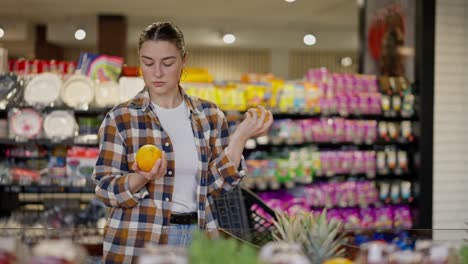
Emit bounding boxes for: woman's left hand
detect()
[232,106,273,143]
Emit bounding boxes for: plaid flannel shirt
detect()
[92,87,247,263]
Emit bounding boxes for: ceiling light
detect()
[303,34,316,46]
[0,28,4,39]
[74,29,86,40]
[341,57,353,67]
[285,0,296,2]
[223,33,236,44]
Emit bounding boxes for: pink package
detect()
[330,152,342,175]
[375,206,394,230]
[344,120,355,143]
[364,121,378,144]
[337,94,350,117]
[364,151,377,178]
[352,151,365,175]
[342,208,361,230]
[323,183,338,208]
[311,119,324,142]
[368,76,380,93]
[393,205,412,229]
[326,209,344,224]
[350,93,361,115]
[341,151,353,175]
[370,93,383,115]
[286,197,309,216]
[321,152,333,176]
[360,208,376,230]
[333,118,346,143]
[305,185,325,207]
[354,121,366,144]
[299,119,314,143]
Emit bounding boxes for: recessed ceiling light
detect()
[74,29,86,40]
[0,28,4,39]
[303,34,317,46]
[341,57,353,67]
[285,0,296,2]
[223,33,236,44]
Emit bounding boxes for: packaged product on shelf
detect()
[94,80,120,108]
[396,151,409,175]
[60,74,95,109]
[377,151,389,175]
[402,94,416,118]
[382,95,392,115]
[43,110,78,141]
[245,84,268,108]
[360,208,376,230]
[379,182,391,202]
[8,108,43,140]
[390,182,401,203]
[400,181,412,202]
[118,76,145,103]
[375,206,394,230]
[23,72,63,108]
[364,151,377,178]
[46,146,67,185]
[392,95,402,116]
[77,52,123,83]
[304,81,321,114]
[393,205,412,229]
[342,208,361,229]
[66,147,99,186]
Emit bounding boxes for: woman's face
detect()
[139,40,186,96]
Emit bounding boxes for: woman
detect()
[92,21,273,263]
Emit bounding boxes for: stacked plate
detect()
[119,77,145,103]
[9,108,43,139]
[43,110,77,140]
[95,81,120,107]
[61,75,95,109]
[24,73,62,107]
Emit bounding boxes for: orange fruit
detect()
[256,107,269,123]
[323,258,354,264]
[135,144,162,172]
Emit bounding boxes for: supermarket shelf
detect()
[0,184,95,194]
[245,173,418,192]
[0,106,112,115]
[249,140,418,151]
[1,107,418,121]
[269,112,419,121]
[0,138,98,147]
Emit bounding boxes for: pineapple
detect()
[272,210,347,264]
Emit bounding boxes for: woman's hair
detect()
[138,22,186,57]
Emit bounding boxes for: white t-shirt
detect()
[152,100,198,213]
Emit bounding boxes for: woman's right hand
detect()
[131,151,167,181]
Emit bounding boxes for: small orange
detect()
[135,144,162,172]
[256,107,269,123]
[323,258,354,264]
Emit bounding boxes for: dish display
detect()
[24,73,62,106]
[95,81,119,107]
[61,74,95,108]
[9,108,43,139]
[43,110,77,140]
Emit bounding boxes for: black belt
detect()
[170,212,198,225]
